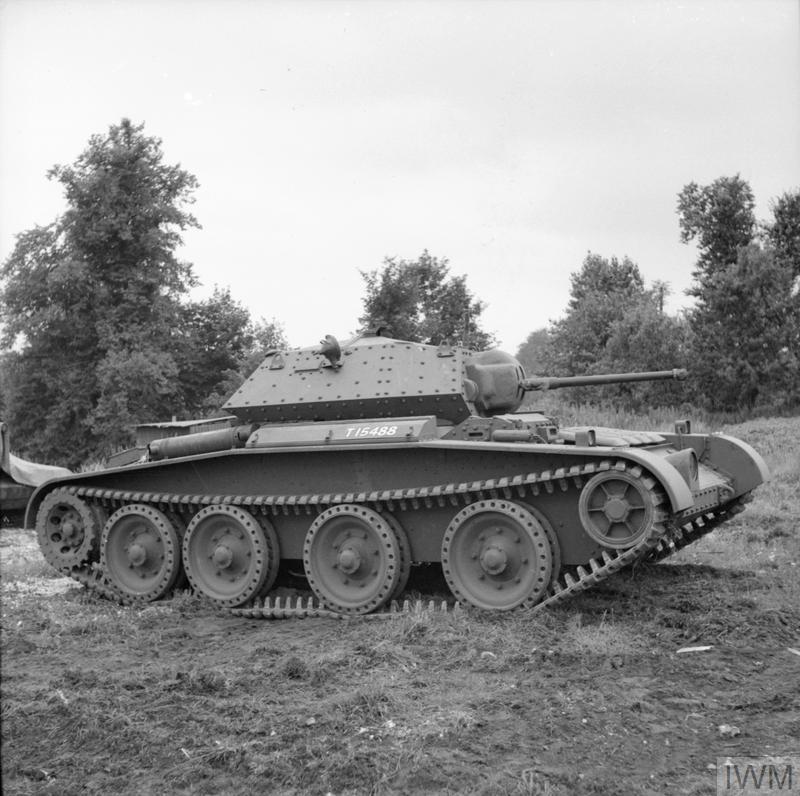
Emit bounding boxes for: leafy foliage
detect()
[0,120,201,465]
[679,179,799,412]
[182,295,288,415]
[765,190,800,276]
[687,244,799,411]
[359,251,495,349]
[677,175,756,294]
[598,299,693,409]
[91,347,183,452]
[531,253,691,409]
[515,328,550,376]
[543,253,647,375]
[176,287,257,413]
[0,120,282,467]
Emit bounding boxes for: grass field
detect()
[2,415,799,795]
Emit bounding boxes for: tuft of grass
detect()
[333,684,397,723]
[172,668,233,695]
[76,459,107,473]
[280,655,309,680]
[560,612,647,658]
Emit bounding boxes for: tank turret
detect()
[223,331,687,425]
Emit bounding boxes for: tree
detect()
[687,245,799,410]
[678,178,800,412]
[0,351,9,416]
[539,253,690,408]
[516,328,551,376]
[186,304,289,415]
[544,253,647,375]
[359,251,495,349]
[0,119,200,466]
[677,175,756,293]
[599,301,693,409]
[176,287,256,413]
[765,190,800,276]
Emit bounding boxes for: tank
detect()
[25,331,769,617]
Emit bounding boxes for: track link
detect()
[530,494,749,614]
[68,563,125,603]
[231,596,460,621]
[42,460,746,618]
[644,493,751,564]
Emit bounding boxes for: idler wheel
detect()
[182,505,276,607]
[441,499,553,611]
[578,468,661,549]
[303,505,400,615]
[36,489,102,572]
[101,504,182,602]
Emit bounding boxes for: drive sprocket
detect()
[36,488,102,572]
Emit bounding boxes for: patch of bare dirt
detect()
[2,518,799,796]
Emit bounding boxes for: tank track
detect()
[68,562,126,603]
[45,459,748,619]
[644,491,751,564]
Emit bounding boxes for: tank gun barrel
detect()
[521,369,688,392]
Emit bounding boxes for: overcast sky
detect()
[1,0,798,351]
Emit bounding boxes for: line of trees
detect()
[1,120,797,467]
[518,177,799,413]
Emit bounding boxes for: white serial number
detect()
[344,424,400,439]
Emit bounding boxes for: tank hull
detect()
[27,422,767,614]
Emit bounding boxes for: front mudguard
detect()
[661,433,769,498]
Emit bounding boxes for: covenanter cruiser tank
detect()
[26,331,769,618]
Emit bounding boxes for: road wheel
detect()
[101,504,182,602]
[441,499,553,611]
[303,504,400,615]
[183,505,272,607]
